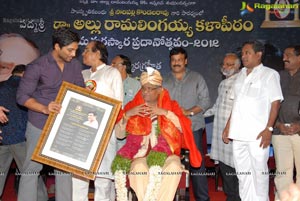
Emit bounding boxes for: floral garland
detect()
[143,150,167,201]
[143,165,162,201]
[114,170,128,201]
[112,151,167,201]
[112,123,170,201]
[112,155,131,201]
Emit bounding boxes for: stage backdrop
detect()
[1,0,300,102]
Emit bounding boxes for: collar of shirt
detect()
[172,68,190,82]
[90,63,106,73]
[47,51,57,64]
[242,63,263,75]
[289,68,300,78]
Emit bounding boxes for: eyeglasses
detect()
[220,62,235,67]
[141,86,160,92]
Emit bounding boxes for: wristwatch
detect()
[267,127,273,132]
[190,111,194,116]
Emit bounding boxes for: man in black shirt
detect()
[273,45,300,200]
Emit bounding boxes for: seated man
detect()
[112,67,201,201]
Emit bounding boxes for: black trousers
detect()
[190,128,210,201]
[219,161,241,201]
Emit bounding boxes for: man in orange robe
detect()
[112,67,201,201]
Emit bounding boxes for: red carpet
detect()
[2,170,275,201]
[192,175,275,201]
[2,171,17,201]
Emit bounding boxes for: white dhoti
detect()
[233,140,270,201]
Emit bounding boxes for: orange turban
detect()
[140,67,163,86]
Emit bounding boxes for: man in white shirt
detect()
[72,40,123,201]
[223,40,283,201]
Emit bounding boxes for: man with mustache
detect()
[223,40,283,201]
[272,45,300,200]
[207,53,241,201]
[163,47,211,201]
